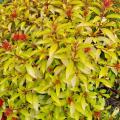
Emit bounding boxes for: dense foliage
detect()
[0,0,120,120]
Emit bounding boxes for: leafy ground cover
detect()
[0,0,120,120]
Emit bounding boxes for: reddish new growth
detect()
[12,117,17,120]
[12,34,19,41]
[103,0,112,8]
[47,67,53,73]
[2,40,12,51]
[44,2,49,10]
[11,10,17,19]
[54,80,60,85]
[0,98,4,107]
[67,97,73,105]
[12,33,27,41]
[94,111,101,119]
[66,7,72,18]
[114,63,120,70]
[5,108,13,116]
[1,113,7,120]
[84,10,88,16]
[19,34,27,41]
[84,47,91,53]
[52,23,57,34]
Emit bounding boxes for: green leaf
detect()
[32,94,39,111]
[46,57,54,68]
[107,14,120,19]
[20,109,30,120]
[81,95,88,110]
[49,90,61,106]
[70,1,84,6]
[66,61,74,80]
[56,84,60,97]
[26,93,39,111]
[54,65,64,75]
[89,7,100,15]
[40,60,47,74]
[70,103,75,117]
[102,28,117,43]
[25,63,37,79]
[33,82,52,94]
[49,43,58,57]
[99,79,113,88]
[99,67,108,78]
[34,29,51,37]
[112,107,119,117]
[26,93,33,104]
[3,57,14,75]
[75,103,84,115]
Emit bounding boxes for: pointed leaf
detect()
[26,64,37,79]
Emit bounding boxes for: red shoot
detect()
[12,117,17,120]
[1,113,7,120]
[66,7,72,18]
[84,47,91,53]
[2,40,12,51]
[12,34,19,41]
[103,0,112,8]
[94,111,101,118]
[114,63,120,70]
[19,34,27,41]
[5,108,13,116]
[67,97,73,105]
[0,99,4,107]
[11,10,17,19]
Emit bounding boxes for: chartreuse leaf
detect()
[112,107,119,117]
[20,109,30,120]
[85,107,92,120]
[99,67,108,78]
[77,22,93,27]
[32,94,39,112]
[26,93,33,104]
[90,16,101,23]
[54,65,64,75]
[25,63,37,79]
[33,81,52,94]
[8,93,20,106]
[107,14,120,19]
[77,93,88,111]
[53,107,66,120]
[70,1,84,6]
[25,74,33,82]
[47,57,54,68]
[3,57,14,75]
[40,60,47,74]
[75,103,84,115]
[99,79,113,88]
[26,93,39,111]
[78,73,88,91]
[89,7,100,15]
[66,60,74,80]
[102,28,117,43]
[34,29,51,37]
[51,1,63,5]
[49,89,61,106]
[56,84,60,97]
[78,50,94,70]
[0,0,119,119]
[81,95,88,110]
[70,103,75,118]
[49,43,58,57]
[12,76,18,85]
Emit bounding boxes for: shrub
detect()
[0,0,120,120]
